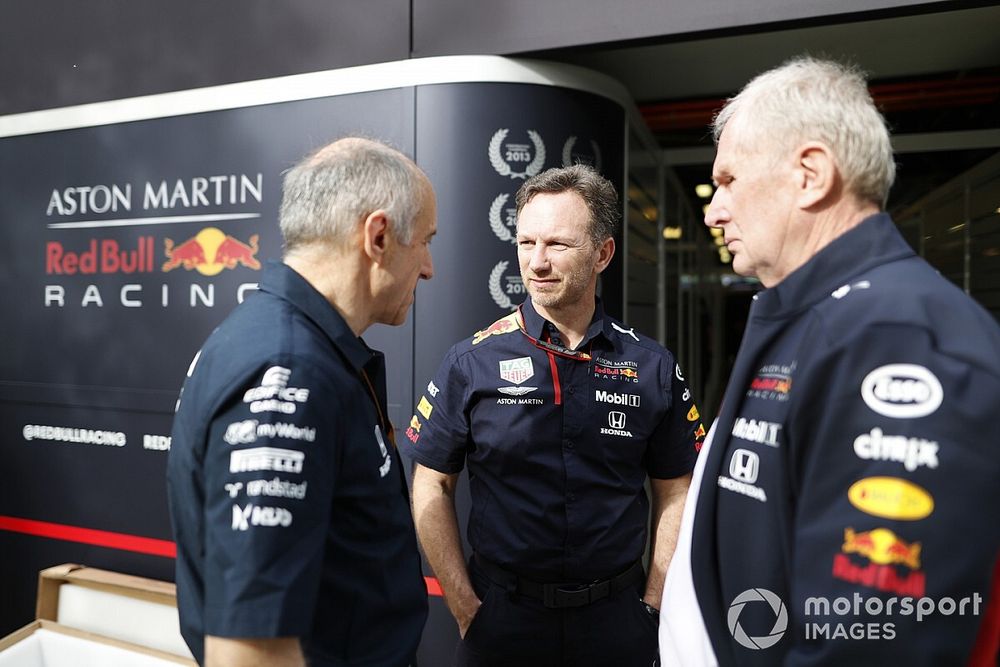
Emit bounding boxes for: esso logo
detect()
[861,364,943,418]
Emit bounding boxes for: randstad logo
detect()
[163,227,261,275]
[728,588,788,650]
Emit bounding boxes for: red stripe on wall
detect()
[0,514,447,597]
[0,515,176,558]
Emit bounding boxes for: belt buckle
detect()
[542,579,611,608]
[543,583,587,608]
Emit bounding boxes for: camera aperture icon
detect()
[728,588,788,650]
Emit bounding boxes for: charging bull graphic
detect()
[163,227,261,275]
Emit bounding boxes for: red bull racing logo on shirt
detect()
[593,358,639,383]
[746,362,795,402]
[833,527,925,596]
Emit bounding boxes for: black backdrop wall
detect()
[0,58,626,664]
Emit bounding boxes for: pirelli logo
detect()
[595,390,640,407]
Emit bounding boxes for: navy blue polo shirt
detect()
[399,297,701,582]
[167,261,427,667]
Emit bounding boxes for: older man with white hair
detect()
[660,57,1000,666]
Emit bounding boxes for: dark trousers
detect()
[455,559,659,667]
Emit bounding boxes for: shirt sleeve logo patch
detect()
[417,396,434,419]
[232,504,293,531]
[229,447,304,474]
[472,312,519,345]
[499,357,534,385]
[243,365,311,414]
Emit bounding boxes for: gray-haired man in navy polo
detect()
[168,137,436,666]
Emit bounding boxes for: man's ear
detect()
[794,141,837,209]
[363,210,391,264]
[595,237,615,274]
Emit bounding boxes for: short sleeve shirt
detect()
[399,297,702,581]
[167,261,427,666]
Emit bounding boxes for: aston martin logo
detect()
[489,129,546,179]
[498,386,538,396]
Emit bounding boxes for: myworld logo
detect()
[728,588,788,649]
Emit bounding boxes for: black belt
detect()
[474,554,644,609]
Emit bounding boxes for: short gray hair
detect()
[279,137,425,252]
[713,56,896,207]
[515,164,620,246]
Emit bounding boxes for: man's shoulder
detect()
[811,255,1000,366]
[601,315,677,363]
[443,312,523,358]
[193,293,347,390]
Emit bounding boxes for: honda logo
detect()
[729,449,759,484]
[608,411,627,429]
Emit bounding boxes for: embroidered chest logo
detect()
[499,357,534,385]
[600,411,634,438]
[717,448,767,503]
[746,361,796,402]
[593,357,639,383]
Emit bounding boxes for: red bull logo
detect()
[46,237,156,275]
[750,377,792,393]
[472,313,519,345]
[621,368,639,379]
[409,415,422,433]
[842,527,921,569]
[833,527,925,596]
[163,227,260,275]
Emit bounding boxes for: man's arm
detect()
[411,463,481,638]
[643,474,692,609]
[205,636,304,667]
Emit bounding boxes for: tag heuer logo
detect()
[499,357,534,385]
[489,129,546,179]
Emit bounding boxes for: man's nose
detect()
[421,247,434,280]
[704,191,728,228]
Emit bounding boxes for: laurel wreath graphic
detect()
[488,128,547,179]
[488,129,512,177]
[561,136,576,167]
[489,260,514,310]
[489,193,515,244]
[525,130,546,178]
[561,136,602,171]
